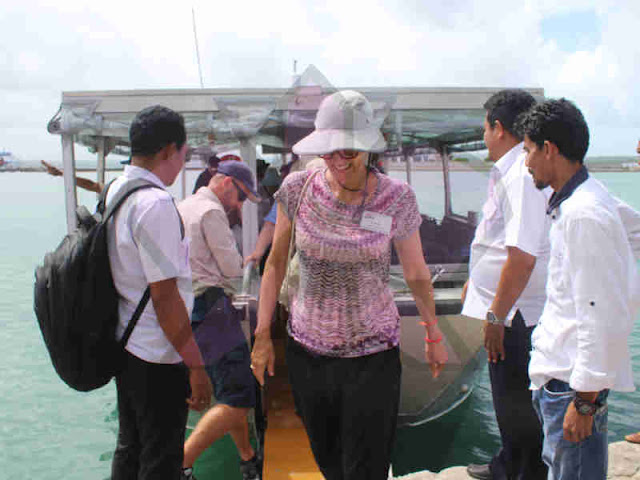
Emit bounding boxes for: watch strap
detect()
[486,310,506,325]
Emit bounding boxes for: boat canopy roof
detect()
[47,79,544,156]
[47,66,543,237]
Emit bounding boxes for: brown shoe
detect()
[625,432,640,444]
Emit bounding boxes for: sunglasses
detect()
[320,150,361,160]
[231,179,248,202]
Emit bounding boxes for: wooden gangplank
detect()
[262,339,323,480]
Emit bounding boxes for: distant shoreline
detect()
[386,162,640,173]
[3,162,640,174]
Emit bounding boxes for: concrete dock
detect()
[395,441,640,479]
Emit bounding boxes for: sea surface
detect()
[1,169,639,478]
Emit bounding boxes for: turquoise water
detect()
[1,170,639,478]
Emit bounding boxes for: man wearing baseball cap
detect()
[178,160,261,480]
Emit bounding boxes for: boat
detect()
[0,150,18,169]
[46,66,544,477]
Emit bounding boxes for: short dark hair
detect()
[256,158,268,181]
[129,105,186,156]
[207,154,221,168]
[484,89,537,140]
[519,98,589,164]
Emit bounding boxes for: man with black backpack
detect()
[107,106,212,479]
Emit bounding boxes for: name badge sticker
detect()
[360,211,393,235]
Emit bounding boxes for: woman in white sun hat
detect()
[250,90,448,479]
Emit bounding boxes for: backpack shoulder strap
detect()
[120,287,151,348]
[96,178,118,215]
[102,179,160,222]
[102,179,185,239]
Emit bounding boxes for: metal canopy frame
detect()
[48,84,544,257]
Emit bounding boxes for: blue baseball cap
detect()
[217,160,261,203]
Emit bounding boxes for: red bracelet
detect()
[424,335,443,344]
[419,318,438,327]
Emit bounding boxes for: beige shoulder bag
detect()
[278,170,318,310]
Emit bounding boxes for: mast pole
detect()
[192,7,204,89]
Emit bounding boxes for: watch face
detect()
[575,398,597,415]
[486,311,503,325]
[577,404,593,415]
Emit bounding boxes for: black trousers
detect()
[488,311,547,480]
[286,337,401,480]
[111,351,189,480]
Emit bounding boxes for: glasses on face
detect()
[231,180,247,202]
[320,150,361,160]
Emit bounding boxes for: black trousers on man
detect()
[111,351,189,480]
[488,311,547,480]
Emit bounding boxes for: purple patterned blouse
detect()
[274,169,422,357]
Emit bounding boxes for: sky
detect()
[1,0,639,162]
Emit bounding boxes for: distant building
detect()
[383,146,442,165]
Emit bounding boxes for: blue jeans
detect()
[532,380,609,480]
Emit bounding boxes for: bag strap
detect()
[282,170,319,296]
[101,179,159,222]
[102,178,184,347]
[119,287,150,348]
[96,178,117,215]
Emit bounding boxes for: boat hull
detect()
[398,313,484,426]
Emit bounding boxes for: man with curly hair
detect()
[523,99,639,479]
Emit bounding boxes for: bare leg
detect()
[229,418,255,461]
[183,404,250,467]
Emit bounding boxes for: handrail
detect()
[431,265,445,283]
[241,260,255,293]
[232,260,259,308]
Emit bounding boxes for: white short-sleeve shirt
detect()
[106,165,194,364]
[462,143,552,327]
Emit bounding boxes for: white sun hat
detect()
[292,90,387,155]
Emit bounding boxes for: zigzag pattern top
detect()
[274,168,422,357]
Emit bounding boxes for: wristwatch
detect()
[486,310,505,325]
[573,396,598,416]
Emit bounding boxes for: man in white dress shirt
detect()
[523,99,639,479]
[463,90,549,480]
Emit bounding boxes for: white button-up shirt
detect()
[529,176,640,392]
[107,166,193,364]
[462,143,552,327]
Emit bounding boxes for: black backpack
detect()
[34,179,159,392]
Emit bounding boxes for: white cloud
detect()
[557,48,603,84]
[1,0,639,161]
